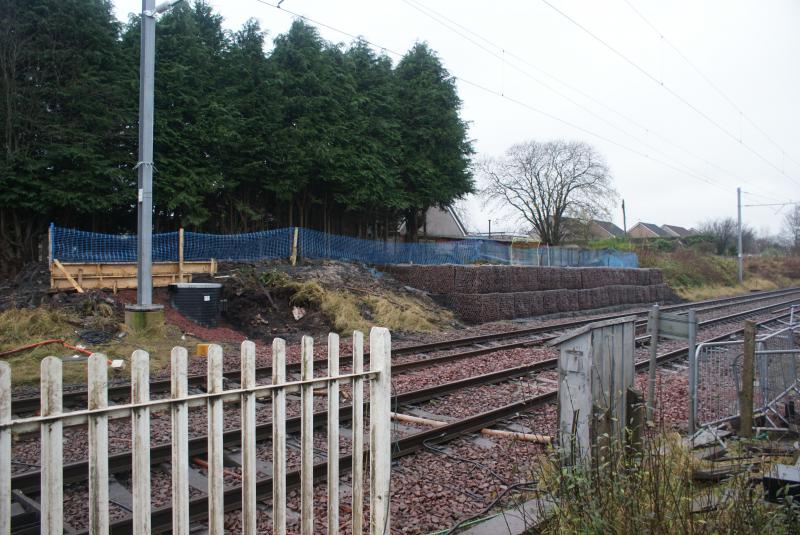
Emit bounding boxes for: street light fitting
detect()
[144,0,182,17]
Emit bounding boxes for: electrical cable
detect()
[400,0,754,194]
[539,0,800,188]
[404,1,758,188]
[621,0,800,173]
[250,0,786,196]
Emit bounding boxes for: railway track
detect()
[8,295,798,533]
[10,285,800,415]
[65,311,797,534]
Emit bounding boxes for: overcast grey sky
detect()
[114,0,800,236]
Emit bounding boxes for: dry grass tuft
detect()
[319,290,450,334]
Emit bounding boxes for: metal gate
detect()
[691,322,800,432]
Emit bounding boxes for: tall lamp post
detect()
[125,0,182,329]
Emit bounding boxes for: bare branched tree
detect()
[783,205,800,252]
[479,140,617,245]
[698,217,757,255]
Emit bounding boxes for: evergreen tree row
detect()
[0,0,474,272]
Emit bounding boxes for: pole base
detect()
[124,304,165,332]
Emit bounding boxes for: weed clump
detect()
[537,434,800,534]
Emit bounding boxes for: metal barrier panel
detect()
[754,327,798,408]
[694,341,744,428]
[692,324,800,430]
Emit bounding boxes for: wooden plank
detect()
[272,338,288,535]
[240,340,257,535]
[369,327,392,535]
[300,336,314,535]
[207,345,224,535]
[0,362,10,535]
[131,350,151,534]
[50,261,215,290]
[40,356,63,534]
[351,331,365,535]
[171,347,190,535]
[327,333,340,535]
[88,354,110,534]
[53,258,84,293]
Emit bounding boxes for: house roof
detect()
[633,222,673,237]
[661,224,693,237]
[593,220,626,238]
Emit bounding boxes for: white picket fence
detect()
[0,327,392,535]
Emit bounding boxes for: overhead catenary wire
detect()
[539,0,800,189]
[400,0,734,192]
[621,0,800,173]
[399,0,772,196]
[250,0,732,193]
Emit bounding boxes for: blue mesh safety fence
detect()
[50,225,638,267]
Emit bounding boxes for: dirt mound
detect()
[215,260,456,340]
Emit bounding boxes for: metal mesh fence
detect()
[50,225,639,267]
[692,323,800,430]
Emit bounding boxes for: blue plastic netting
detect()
[50,225,638,267]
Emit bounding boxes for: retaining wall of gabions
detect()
[381,265,668,323]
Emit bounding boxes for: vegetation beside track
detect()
[637,248,800,300]
[536,433,800,534]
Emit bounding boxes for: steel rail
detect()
[10,286,800,414]
[9,300,794,495]
[64,311,792,535]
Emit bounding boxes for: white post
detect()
[171,347,190,535]
[207,345,224,535]
[300,336,314,535]
[327,333,340,535]
[131,350,151,534]
[41,356,63,535]
[0,362,10,535]
[241,340,258,535]
[88,354,110,533]
[351,331,365,535]
[272,338,288,535]
[369,327,391,534]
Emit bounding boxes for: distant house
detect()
[529,217,626,243]
[398,206,468,241]
[628,222,673,239]
[661,224,694,238]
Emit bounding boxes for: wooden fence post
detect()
[289,227,299,265]
[207,345,225,535]
[171,347,190,535]
[0,362,10,535]
[241,340,257,535]
[647,305,659,421]
[272,338,287,535]
[740,320,756,438]
[131,350,151,534]
[178,228,185,282]
[327,333,340,535]
[351,331,365,535]
[41,356,63,534]
[300,336,314,535]
[88,354,109,533]
[369,327,391,534]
